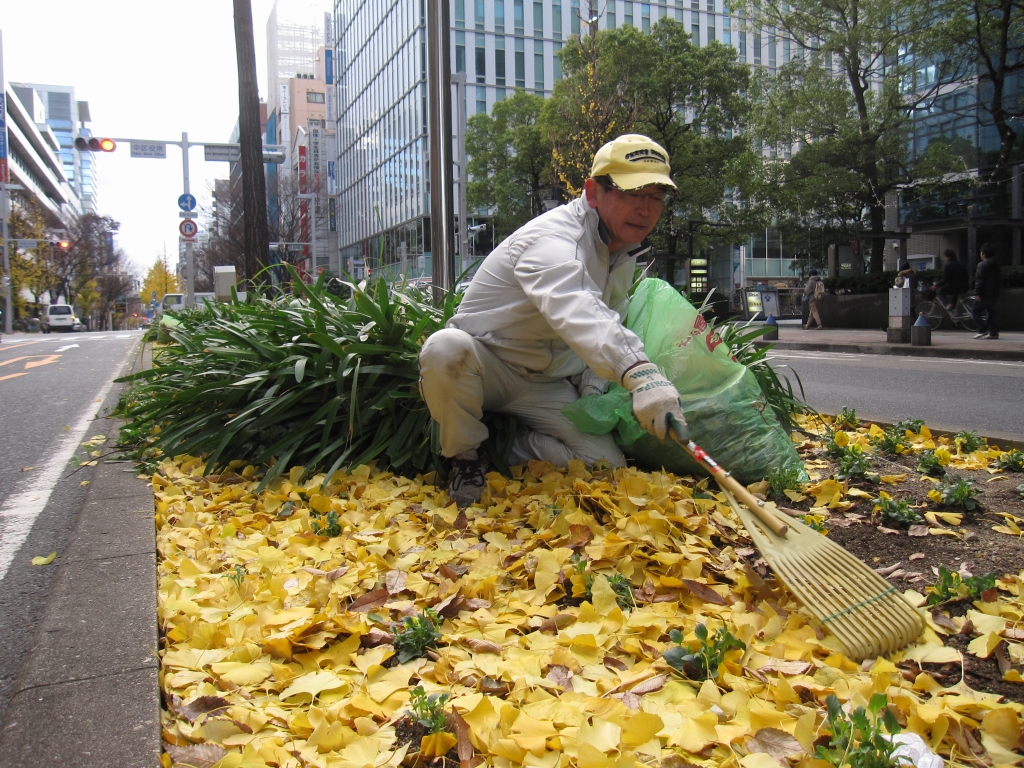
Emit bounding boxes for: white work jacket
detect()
[447,195,648,384]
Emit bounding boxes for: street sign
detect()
[177,193,197,211]
[130,141,167,159]
[179,211,197,219]
[204,144,240,163]
[179,220,198,238]
[15,239,39,249]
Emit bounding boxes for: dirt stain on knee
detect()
[446,349,471,379]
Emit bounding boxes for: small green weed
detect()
[872,427,910,456]
[223,565,246,589]
[393,609,442,663]
[814,693,902,768]
[915,450,945,476]
[837,446,871,480]
[994,449,1024,472]
[663,623,745,681]
[767,466,804,499]
[932,474,980,512]
[872,494,923,528]
[606,572,635,610]
[311,510,342,537]
[1018,483,1024,500]
[796,513,827,532]
[895,418,925,434]
[407,686,450,734]
[835,407,859,429]
[569,555,633,609]
[953,430,985,454]
[926,566,997,605]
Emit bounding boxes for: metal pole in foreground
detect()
[1,31,13,335]
[181,131,195,308]
[454,72,468,280]
[427,0,455,303]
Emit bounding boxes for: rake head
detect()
[722,490,925,661]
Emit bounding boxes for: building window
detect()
[456,31,466,72]
[475,0,485,29]
[691,0,699,9]
[625,2,634,26]
[768,32,776,65]
[554,41,563,79]
[675,0,684,21]
[534,1,543,35]
[306,91,325,103]
[723,14,731,45]
[476,35,486,82]
[477,85,487,113]
[496,42,507,85]
[608,6,616,28]
[496,0,505,32]
[535,39,545,92]
[708,20,714,41]
[455,0,465,28]
[783,37,790,63]
[572,0,581,33]
[553,1,563,40]
[706,0,714,10]
[753,30,761,63]
[692,22,699,45]
[515,38,526,87]
[515,0,524,33]
[642,3,650,31]
[496,87,506,101]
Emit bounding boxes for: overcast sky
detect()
[3,0,329,275]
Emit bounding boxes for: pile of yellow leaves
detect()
[154,454,1024,768]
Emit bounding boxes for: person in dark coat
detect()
[970,242,1000,340]
[934,250,969,310]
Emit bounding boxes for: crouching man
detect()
[419,134,687,505]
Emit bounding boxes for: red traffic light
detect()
[58,240,71,250]
[74,137,116,152]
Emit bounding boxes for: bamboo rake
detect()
[674,431,924,661]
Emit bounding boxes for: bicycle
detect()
[915,295,978,331]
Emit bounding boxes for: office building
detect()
[4,85,81,226]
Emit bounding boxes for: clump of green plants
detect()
[569,554,634,610]
[834,407,859,429]
[926,566,997,605]
[407,686,450,734]
[872,494,923,528]
[311,510,342,537]
[1018,483,1024,500]
[895,418,925,434]
[837,446,872,480]
[931,474,980,512]
[767,466,804,499]
[393,609,442,663]
[796,513,827,532]
[814,693,902,768]
[663,623,745,681]
[994,449,1024,472]
[223,564,246,589]
[953,430,985,454]
[871,427,910,456]
[915,450,945,477]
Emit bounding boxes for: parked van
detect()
[158,293,218,316]
[41,304,75,333]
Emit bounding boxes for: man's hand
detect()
[622,363,687,440]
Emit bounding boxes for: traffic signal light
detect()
[74,137,116,152]
[50,240,71,250]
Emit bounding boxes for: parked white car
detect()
[41,304,75,333]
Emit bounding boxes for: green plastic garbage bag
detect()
[563,278,807,485]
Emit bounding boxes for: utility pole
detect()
[427,0,455,302]
[181,131,195,308]
[1,31,13,335]
[233,0,270,286]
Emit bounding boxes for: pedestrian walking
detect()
[971,242,1001,340]
[419,134,687,505]
[803,270,825,330]
[933,250,969,310]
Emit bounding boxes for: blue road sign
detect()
[177,193,197,212]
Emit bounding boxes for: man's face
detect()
[584,179,666,251]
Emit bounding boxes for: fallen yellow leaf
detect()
[31,552,57,566]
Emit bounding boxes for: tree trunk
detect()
[233,0,269,285]
[869,204,885,273]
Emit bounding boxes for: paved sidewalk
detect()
[0,343,160,767]
[756,325,1024,361]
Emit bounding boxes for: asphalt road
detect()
[769,350,1024,441]
[0,330,141,723]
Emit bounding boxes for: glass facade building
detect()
[332,0,796,283]
[22,83,95,215]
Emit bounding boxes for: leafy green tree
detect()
[744,0,966,272]
[466,90,556,240]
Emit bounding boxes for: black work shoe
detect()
[448,455,488,507]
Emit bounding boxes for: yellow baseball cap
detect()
[590,134,676,190]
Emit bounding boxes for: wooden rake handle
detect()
[669,423,790,537]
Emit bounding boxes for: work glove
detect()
[622,363,688,441]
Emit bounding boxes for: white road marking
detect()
[55,344,80,352]
[768,351,1024,368]
[115,334,131,339]
[0,344,134,584]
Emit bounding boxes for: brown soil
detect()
[777,444,1024,702]
[394,716,460,767]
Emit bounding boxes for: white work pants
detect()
[419,328,625,468]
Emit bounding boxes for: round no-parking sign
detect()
[179,220,198,238]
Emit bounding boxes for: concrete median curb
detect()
[0,341,161,768]
[755,339,1024,362]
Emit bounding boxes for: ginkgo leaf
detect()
[31,551,57,566]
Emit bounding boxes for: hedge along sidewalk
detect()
[0,341,161,768]
[754,327,1024,361]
